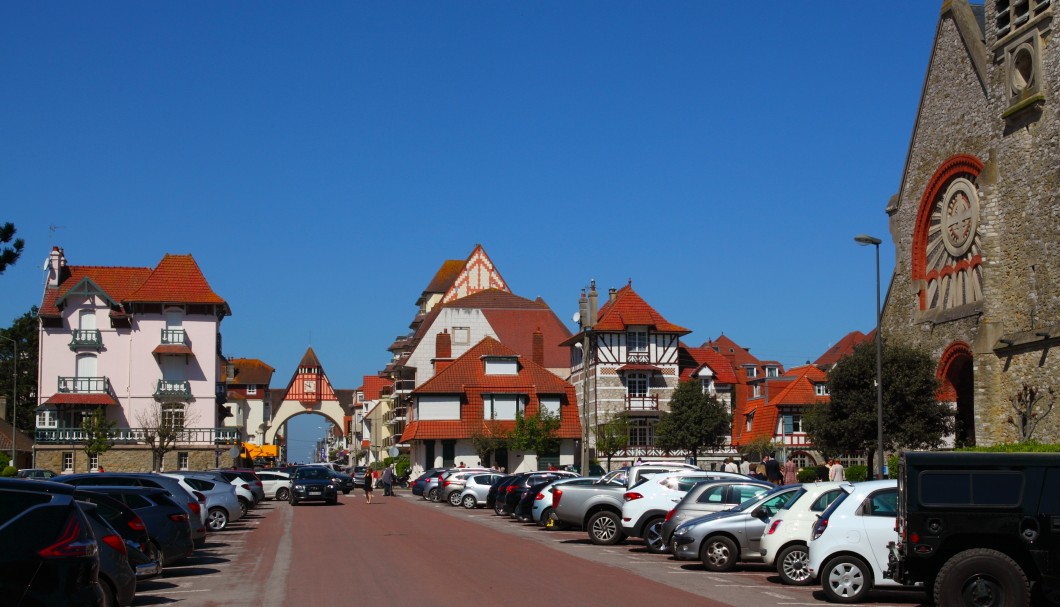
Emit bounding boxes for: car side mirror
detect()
[752,506,771,520]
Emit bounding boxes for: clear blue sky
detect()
[1,3,943,463]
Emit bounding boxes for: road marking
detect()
[158,589,212,594]
[762,591,796,599]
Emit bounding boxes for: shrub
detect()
[796,467,818,483]
[0,466,16,477]
[845,465,869,482]
[956,440,1060,453]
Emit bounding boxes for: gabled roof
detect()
[298,348,322,370]
[813,330,874,368]
[422,259,466,298]
[739,364,830,444]
[415,336,571,394]
[701,334,764,370]
[679,344,739,384]
[0,418,34,454]
[40,265,153,318]
[360,375,393,401]
[125,254,228,311]
[592,284,690,334]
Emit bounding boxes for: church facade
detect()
[881,0,1059,446]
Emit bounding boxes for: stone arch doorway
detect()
[276,411,345,464]
[939,342,975,447]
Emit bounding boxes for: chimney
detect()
[532,328,544,367]
[436,330,452,359]
[587,279,598,327]
[47,246,65,287]
[608,288,617,303]
[578,289,588,331]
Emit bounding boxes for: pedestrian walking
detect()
[381,465,395,496]
[763,455,782,484]
[829,459,846,482]
[363,468,374,504]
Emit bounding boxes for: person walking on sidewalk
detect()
[381,465,395,496]
[363,468,374,504]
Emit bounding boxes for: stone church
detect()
[881,0,1059,446]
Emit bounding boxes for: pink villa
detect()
[35,247,237,472]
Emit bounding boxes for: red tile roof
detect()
[360,375,392,400]
[813,330,874,368]
[40,266,153,318]
[230,358,275,386]
[42,393,120,406]
[126,254,228,308]
[679,345,740,384]
[735,365,830,445]
[423,259,466,295]
[592,284,691,334]
[152,344,195,356]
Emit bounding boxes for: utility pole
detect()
[577,282,598,475]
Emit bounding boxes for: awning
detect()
[616,364,662,373]
[152,344,194,356]
[42,393,120,406]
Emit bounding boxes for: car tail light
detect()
[241,484,252,492]
[169,513,189,523]
[101,533,128,556]
[38,513,98,558]
[127,516,147,532]
[443,481,451,487]
[552,488,562,509]
[623,492,643,502]
[506,486,516,493]
[811,517,828,540]
[766,520,782,535]
[664,508,676,522]
[535,492,546,501]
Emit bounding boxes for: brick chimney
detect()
[433,330,453,374]
[47,246,65,287]
[532,328,544,367]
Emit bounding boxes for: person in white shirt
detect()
[723,457,739,474]
[739,458,752,475]
[828,459,846,481]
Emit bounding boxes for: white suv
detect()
[621,471,761,553]
[806,480,909,603]
[759,481,851,585]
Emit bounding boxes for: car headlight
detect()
[673,525,689,536]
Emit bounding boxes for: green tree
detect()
[470,420,509,467]
[739,436,780,462]
[804,341,952,467]
[654,380,731,462]
[509,409,560,455]
[594,414,630,472]
[81,407,116,469]
[1,308,39,434]
[0,223,24,274]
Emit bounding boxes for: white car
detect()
[806,480,911,603]
[620,471,763,553]
[759,481,851,585]
[256,470,292,501]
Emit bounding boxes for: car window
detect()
[184,477,215,491]
[676,477,717,492]
[123,494,153,509]
[733,485,770,504]
[811,489,843,512]
[0,492,50,525]
[696,485,728,504]
[756,490,798,517]
[866,489,898,516]
[778,488,807,510]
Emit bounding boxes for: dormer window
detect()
[815,383,830,397]
[627,330,648,353]
[765,366,779,378]
[745,366,758,379]
[483,356,518,375]
[752,384,762,398]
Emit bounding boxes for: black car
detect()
[80,502,137,607]
[328,470,356,495]
[73,489,162,580]
[411,468,446,497]
[0,478,106,607]
[290,466,339,505]
[486,474,516,511]
[78,486,195,567]
[504,472,577,519]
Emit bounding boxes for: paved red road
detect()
[230,493,731,607]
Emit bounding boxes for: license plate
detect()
[308,489,322,495]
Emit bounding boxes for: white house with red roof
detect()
[35,246,236,472]
[734,364,832,467]
[401,336,581,472]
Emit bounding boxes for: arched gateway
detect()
[265,348,349,447]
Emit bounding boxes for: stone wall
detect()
[35,445,224,473]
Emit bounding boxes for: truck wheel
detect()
[934,548,1029,607]
[777,544,814,585]
[588,511,624,545]
[701,536,738,572]
[821,554,872,603]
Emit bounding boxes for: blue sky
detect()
[1,3,943,463]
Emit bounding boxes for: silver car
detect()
[161,473,243,532]
[670,485,801,570]
[440,469,493,506]
[168,470,257,515]
[458,471,505,509]
[532,476,599,526]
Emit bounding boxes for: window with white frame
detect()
[700,378,716,395]
[484,356,518,375]
[815,383,830,396]
[486,394,523,420]
[766,366,779,378]
[162,404,186,431]
[247,385,257,395]
[539,396,561,417]
[780,414,803,434]
[178,451,190,470]
[745,366,757,378]
[627,330,648,354]
[745,412,755,432]
[752,384,761,398]
[628,418,655,446]
[453,327,470,345]
[626,373,649,397]
[36,407,58,429]
[62,451,73,472]
[89,453,99,471]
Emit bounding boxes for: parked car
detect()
[621,472,769,553]
[806,480,904,603]
[73,489,162,580]
[16,468,58,479]
[0,478,105,607]
[661,481,791,551]
[167,470,257,511]
[53,472,209,548]
[328,470,356,495]
[290,466,339,505]
[562,463,607,476]
[80,501,137,607]
[74,485,195,567]
[532,477,599,526]
[256,470,292,501]
[208,469,265,508]
[485,474,516,510]
[411,468,446,497]
[439,469,493,506]
[459,472,505,509]
[507,471,579,519]
[161,474,243,531]
[759,481,851,585]
[670,485,801,568]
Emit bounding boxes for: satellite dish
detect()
[388,446,399,458]
[572,311,581,323]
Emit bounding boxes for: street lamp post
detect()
[0,334,16,468]
[854,234,885,480]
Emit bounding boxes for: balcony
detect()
[393,380,416,394]
[155,379,191,401]
[161,328,186,345]
[35,426,241,445]
[626,352,650,364]
[385,407,407,426]
[626,394,659,412]
[58,376,110,394]
[68,329,102,351]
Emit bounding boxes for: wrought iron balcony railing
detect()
[625,394,659,411]
[69,329,103,350]
[35,427,241,445]
[58,376,110,394]
[161,328,186,345]
[155,379,191,400]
